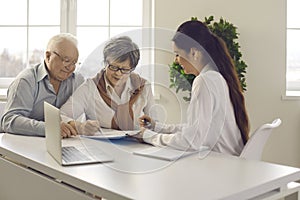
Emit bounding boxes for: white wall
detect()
[154,0,300,168]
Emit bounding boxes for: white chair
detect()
[240,118,282,160]
[240,119,300,199]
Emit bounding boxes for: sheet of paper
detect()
[81,129,139,139]
[133,146,209,161]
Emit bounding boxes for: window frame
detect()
[0,0,154,100]
[285,0,300,97]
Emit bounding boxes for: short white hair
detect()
[47,33,78,50]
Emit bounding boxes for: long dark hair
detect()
[172,20,249,144]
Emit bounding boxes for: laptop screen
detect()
[44,101,63,164]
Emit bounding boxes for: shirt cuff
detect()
[153,121,164,132]
[143,129,158,143]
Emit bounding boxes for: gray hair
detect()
[47,33,78,50]
[103,36,140,68]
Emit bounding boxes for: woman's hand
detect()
[127,127,146,143]
[65,120,100,136]
[138,115,155,129]
[61,122,78,138]
[77,120,101,136]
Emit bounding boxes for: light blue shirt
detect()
[0,62,84,136]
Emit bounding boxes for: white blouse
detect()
[60,76,156,130]
[143,64,244,156]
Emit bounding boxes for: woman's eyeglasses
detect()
[108,64,133,74]
[52,51,78,67]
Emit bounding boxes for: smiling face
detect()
[45,39,79,82]
[105,58,132,88]
[172,42,200,76]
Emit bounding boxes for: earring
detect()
[191,48,199,61]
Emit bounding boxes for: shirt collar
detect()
[36,61,49,82]
[104,74,133,94]
[36,61,75,82]
[201,61,218,74]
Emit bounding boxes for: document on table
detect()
[80,129,139,140]
[133,146,209,161]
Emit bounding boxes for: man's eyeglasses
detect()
[52,51,77,67]
[108,64,133,74]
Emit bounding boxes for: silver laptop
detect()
[44,102,113,166]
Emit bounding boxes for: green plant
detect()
[169,16,248,101]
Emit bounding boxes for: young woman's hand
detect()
[138,115,155,129]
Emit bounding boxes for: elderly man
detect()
[0,33,84,136]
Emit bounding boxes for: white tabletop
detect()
[1,133,300,200]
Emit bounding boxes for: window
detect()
[0,0,153,93]
[286,0,300,96]
[75,0,153,80]
[0,0,60,85]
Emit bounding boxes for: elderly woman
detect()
[60,36,155,137]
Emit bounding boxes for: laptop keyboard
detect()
[62,146,91,163]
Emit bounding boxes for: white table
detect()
[0,133,300,200]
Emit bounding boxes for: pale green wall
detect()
[154,0,300,168]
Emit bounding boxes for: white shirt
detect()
[60,75,156,130]
[143,64,244,156]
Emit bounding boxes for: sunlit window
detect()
[0,0,152,92]
[0,0,60,79]
[77,0,143,67]
[286,0,300,96]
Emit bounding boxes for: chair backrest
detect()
[240,118,282,160]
